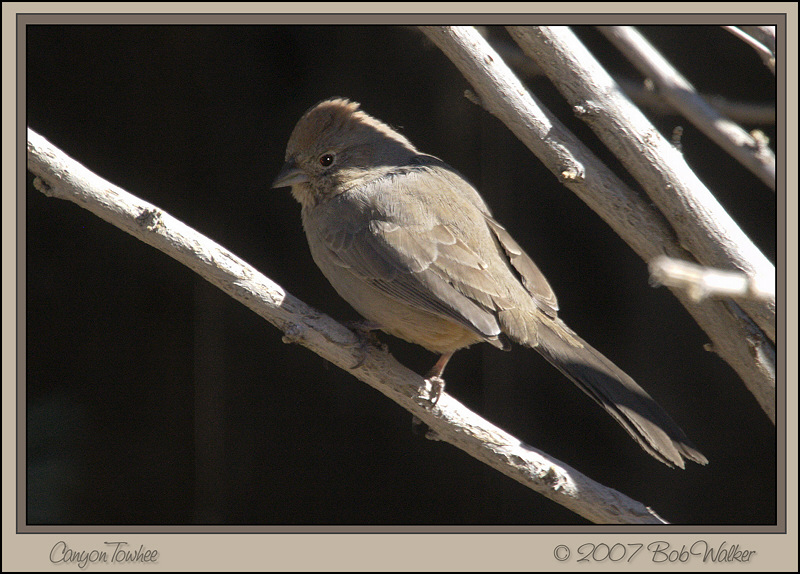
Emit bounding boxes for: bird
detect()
[272,97,707,469]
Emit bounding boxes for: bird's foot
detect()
[346,320,384,370]
[416,375,445,408]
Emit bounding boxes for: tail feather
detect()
[522,317,707,468]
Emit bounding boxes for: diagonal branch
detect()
[27,127,670,525]
[477,33,776,125]
[597,25,776,190]
[419,25,775,423]
[510,25,775,341]
[723,25,776,74]
[738,25,776,55]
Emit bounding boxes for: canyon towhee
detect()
[273,97,707,469]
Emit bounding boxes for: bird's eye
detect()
[319,153,335,167]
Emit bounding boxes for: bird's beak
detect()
[271,158,309,188]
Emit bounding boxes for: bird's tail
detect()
[508,312,707,468]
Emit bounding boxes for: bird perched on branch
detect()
[272,97,707,469]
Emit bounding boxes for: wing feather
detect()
[312,159,551,343]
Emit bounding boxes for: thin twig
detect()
[649,255,776,302]
[597,25,776,191]
[739,26,776,54]
[723,25,776,74]
[27,127,669,525]
[420,25,774,423]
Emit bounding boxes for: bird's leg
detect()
[411,352,454,437]
[420,352,453,407]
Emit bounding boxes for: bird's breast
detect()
[301,212,480,354]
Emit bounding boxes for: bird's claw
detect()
[415,376,445,409]
[346,320,384,370]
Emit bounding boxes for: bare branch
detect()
[27,127,670,525]
[483,32,775,125]
[618,79,775,125]
[418,27,682,264]
[650,255,776,302]
[723,25,776,74]
[508,26,775,343]
[597,25,776,190]
[419,25,774,422]
[739,25,776,54]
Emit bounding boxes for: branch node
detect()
[572,100,601,118]
[32,176,53,196]
[463,88,485,110]
[281,322,305,345]
[559,163,585,183]
[749,129,772,161]
[671,125,684,151]
[425,427,443,442]
[541,465,558,482]
[135,207,164,231]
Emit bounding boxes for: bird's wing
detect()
[484,216,559,317]
[410,154,560,317]
[314,169,526,343]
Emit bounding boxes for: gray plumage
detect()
[273,97,707,469]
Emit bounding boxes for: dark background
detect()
[25,24,778,526]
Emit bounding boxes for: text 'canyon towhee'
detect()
[272,97,707,469]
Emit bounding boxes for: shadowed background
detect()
[25,25,777,525]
